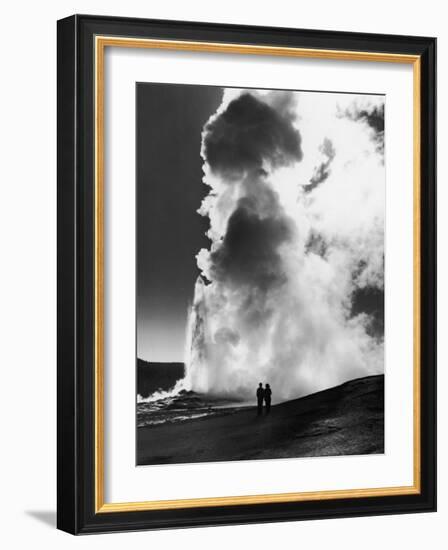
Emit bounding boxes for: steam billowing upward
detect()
[183,88,385,401]
[203,92,302,178]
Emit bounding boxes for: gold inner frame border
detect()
[94,35,421,513]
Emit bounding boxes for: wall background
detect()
[0,1,443,547]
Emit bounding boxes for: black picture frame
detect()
[57,14,436,534]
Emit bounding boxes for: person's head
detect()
[266,383,270,388]
[258,383,263,387]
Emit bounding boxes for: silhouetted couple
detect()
[256,383,272,416]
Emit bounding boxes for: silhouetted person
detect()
[256,383,264,416]
[264,384,272,414]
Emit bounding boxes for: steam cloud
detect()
[183,88,385,401]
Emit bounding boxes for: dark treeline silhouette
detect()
[137,359,184,397]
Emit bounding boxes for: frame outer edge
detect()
[432,38,437,512]
[421,37,437,512]
[57,14,79,535]
[57,14,437,533]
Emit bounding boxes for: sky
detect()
[136,83,223,362]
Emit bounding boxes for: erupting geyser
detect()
[184,88,385,402]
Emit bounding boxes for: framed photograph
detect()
[57,14,436,534]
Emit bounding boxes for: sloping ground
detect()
[137,374,384,465]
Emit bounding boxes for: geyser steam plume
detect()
[183,88,385,401]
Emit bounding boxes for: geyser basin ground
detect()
[137,374,384,466]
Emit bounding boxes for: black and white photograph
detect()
[0,0,440,541]
[136,83,385,466]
